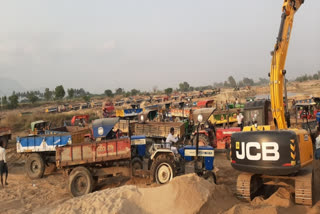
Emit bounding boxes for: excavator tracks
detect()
[236,173,262,201]
[295,170,313,206]
[236,170,314,206]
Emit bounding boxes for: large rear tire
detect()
[25,153,45,179]
[193,134,210,146]
[226,148,231,160]
[69,166,94,197]
[150,154,175,184]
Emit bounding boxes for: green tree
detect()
[115,88,124,95]
[1,96,8,106]
[27,92,39,104]
[124,92,131,97]
[55,85,65,99]
[130,89,140,96]
[82,95,91,103]
[8,92,19,109]
[242,77,255,86]
[104,89,113,97]
[228,76,237,87]
[223,81,229,87]
[257,78,269,85]
[164,88,173,95]
[67,88,75,99]
[179,82,190,92]
[44,88,53,101]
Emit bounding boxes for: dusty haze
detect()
[0,0,319,94]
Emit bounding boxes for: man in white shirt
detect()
[166,127,179,154]
[0,142,7,188]
[237,110,244,131]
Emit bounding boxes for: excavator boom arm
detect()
[270,0,304,129]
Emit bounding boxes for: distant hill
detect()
[0,78,25,96]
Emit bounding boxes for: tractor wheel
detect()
[69,166,93,197]
[25,153,45,179]
[151,154,175,184]
[131,157,143,176]
[226,148,231,160]
[193,134,210,146]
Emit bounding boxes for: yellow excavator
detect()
[231,0,314,206]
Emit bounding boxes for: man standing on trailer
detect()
[237,110,244,131]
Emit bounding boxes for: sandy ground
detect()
[1,81,320,213]
[1,140,320,214]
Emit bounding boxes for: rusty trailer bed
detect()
[56,138,131,168]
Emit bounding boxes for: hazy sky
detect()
[0,0,319,93]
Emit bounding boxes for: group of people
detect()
[219,98,240,111]
[0,140,8,188]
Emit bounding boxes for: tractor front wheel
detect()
[151,154,175,184]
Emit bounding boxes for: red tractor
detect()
[103,102,115,118]
[191,108,241,159]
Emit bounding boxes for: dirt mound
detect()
[251,187,293,208]
[47,174,215,214]
[223,187,310,214]
[224,205,278,214]
[198,183,238,214]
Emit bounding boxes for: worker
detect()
[0,141,8,188]
[165,127,179,154]
[79,118,85,127]
[225,100,229,110]
[315,128,320,160]
[237,110,244,130]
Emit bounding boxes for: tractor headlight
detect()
[140,115,145,122]
[197,114,203,123]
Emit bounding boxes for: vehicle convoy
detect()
[231,0,314,206]
[55,117,216,197]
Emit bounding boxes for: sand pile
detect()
[47,174,215,214]
[251,187,293,208]
[223,187,298,214]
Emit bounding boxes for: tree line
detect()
[1,70,319,109]
[295,71,320,82]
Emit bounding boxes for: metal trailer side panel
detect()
[16,135,72,153]
[134,122,184,138]
[56,138,131,168]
